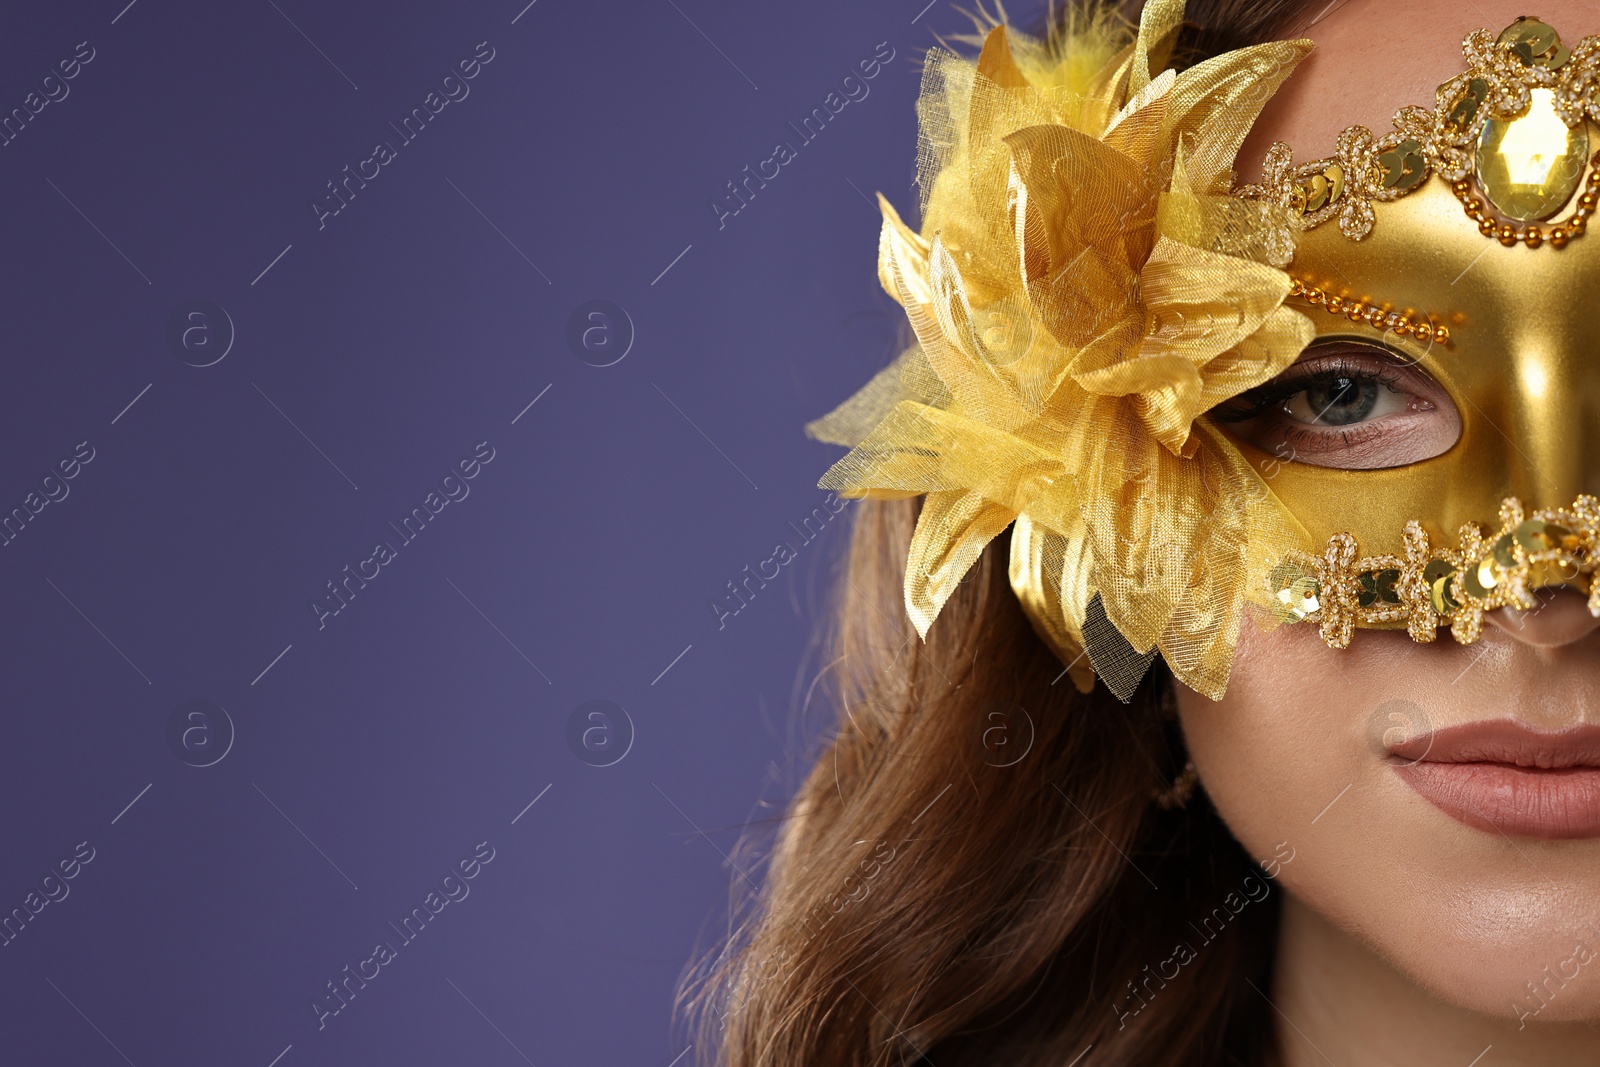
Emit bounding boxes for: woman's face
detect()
[1178,0,1600,1026]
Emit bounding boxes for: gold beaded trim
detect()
[1448,158,1600,248]
[1286,277,1453,346]
[1234,18,1600,242]
[1269,495,1600,648]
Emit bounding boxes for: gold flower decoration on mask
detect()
[809,1,1320,700]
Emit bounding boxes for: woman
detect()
[696,1,1600,1063]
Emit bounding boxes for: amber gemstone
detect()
[1476,88,1589,221]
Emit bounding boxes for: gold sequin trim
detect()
[1234,18,1600,242]
[1270,495,1600,647]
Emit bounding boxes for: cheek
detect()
[1175,616,1600,1021]
[1174,617,1369,904]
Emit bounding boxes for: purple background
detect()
[0,0,1003,1064]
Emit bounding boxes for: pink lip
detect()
[1389,721,1600,840]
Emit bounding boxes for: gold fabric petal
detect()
[1073,354,1204,456]
[1102,68,1174,161]
[1010,508,1097,693]
[818,402,1061,511]
[1159,40,1313,190]
[905,489,1019,637]
[876,194,932,309]
[1130,0,1185,97]
[809,2,1314,699]
[1136,237,1293,364]
[1196,305,1316,409]
[805,345,944,448]
[976,24,1030,89]
[1005,122,1156,276]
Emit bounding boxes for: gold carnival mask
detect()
[809,1,1600,701]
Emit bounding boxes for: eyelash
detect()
[1209,353,1411,426]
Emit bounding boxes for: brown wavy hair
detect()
[692,2,1318,1063]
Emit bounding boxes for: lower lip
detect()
[1393,761,1600,839]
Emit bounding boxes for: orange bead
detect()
[1434,325,1451,345]
[1498,224,1518,246]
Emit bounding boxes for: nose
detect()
[1484,587,1600,647]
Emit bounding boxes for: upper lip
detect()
[1390,720,1600,769]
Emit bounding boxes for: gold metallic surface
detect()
[813,5,1600,700]
[1215,175,1600,589]
[809,4,1318,700]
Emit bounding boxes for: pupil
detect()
[1304,377,1378,426]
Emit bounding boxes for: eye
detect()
[1207,340,1462,470]
[1283,374,1408,427]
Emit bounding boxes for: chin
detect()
[1370,900,1600,1026]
